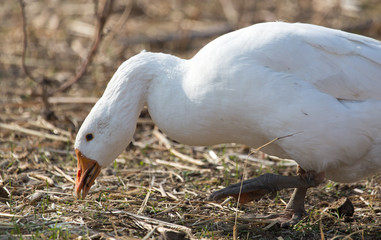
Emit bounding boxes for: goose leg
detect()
[278,167,309,227]
[209,166,324,227]
[278,187,308,227]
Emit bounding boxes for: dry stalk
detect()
[233,131,303,235]
[110,210,192,234]
[233,224,237,240]
[29,173,54,186]
[320,219,326,240]
[155,159,209,172]
[53,166,76,184]
[141,226,158,240]
[153,129,205,166]
[48,96,99,104]
[28,119,71,137]
[0,122,69,142]
[137,176,155,215]
[0,213,23,218]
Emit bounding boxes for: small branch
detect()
[29,173,55,187]
[0,213,23,219]
[101,1,132,50]
[109,210,193,235]
[118,24,233,46]
[253,131,304,153]
[137,176,154,215]
[0,122,70,142]
[153,129,206,166]
[18,0,40,84]
[155,159,210,172]
[219,0,239,25]
[53,166,76,184]
[233,131,303,230]
[142,226,158,240]
[18,0,114,120]
[54,0,115,94]
[48,96,99,104]
[230,153,296,167]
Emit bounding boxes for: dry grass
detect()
[1,0,381,239]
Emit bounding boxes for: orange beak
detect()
[75,149,102,199]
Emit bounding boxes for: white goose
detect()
[74,22,381,226]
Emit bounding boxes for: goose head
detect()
[74,97,134,199]
[74,52,168,199]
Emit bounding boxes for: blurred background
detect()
[1,0,381,105]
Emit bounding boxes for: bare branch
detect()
[18,0,40,83]
[54,0,115,94]
[118,24,234,46]
[18,0,115,120]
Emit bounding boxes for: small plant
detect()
[113,159,119,172]
[198,224,216,239]
[11,221,22,237]
[48,223,71,239]
[222,158,230,185]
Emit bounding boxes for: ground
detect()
[1,0,381,239]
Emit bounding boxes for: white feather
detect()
[75,22,381,183]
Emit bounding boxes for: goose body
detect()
[74,22,381,213]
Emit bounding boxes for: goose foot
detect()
[209,167,324,227]
[256,187,308,227]
[209,169,323,204]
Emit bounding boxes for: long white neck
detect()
[82,52,183,166]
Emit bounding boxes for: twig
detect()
[219,0,239,25]
[231,153,297,166]
[48,96,99,104]
[18,0,114,118]
[233,224,237,240]
[155,159,210,172]
[36,190,73,196]
[204,150,220,164]
[142,226,158,240]
[268,155,296,163]
[118,23,233,46]
[262,221,278,230]
[153,129,205,166]
[138,176,154,215]
[253,131,304,153]
[111,220,118,237]
[53,166,76,184]
[18,0,39,84]
[110,210,192,234]
[0,122,70,142]
[101,1,132,50]
[18,0,54,114]
[233,132,303,234]
[0,213,23,218]
[320,219,325,240]
[54,0,115,94]
[28,119,71,137]
[29,173,54,186]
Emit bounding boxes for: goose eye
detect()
[85,133,94,141]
